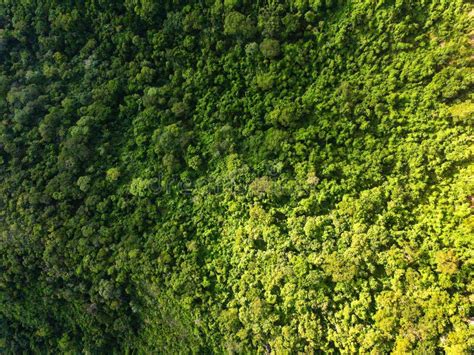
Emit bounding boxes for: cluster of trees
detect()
[0,0,473,353]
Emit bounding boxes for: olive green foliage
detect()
[0,0,473,353]
[224,11,255,38]
[259,38,281,58]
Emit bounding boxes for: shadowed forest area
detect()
[0,0,473,353]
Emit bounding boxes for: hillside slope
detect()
[0,0,473,353]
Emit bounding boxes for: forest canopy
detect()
[0,0,473,353]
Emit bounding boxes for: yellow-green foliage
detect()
[0,0,473,353]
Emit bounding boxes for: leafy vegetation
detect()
[0,0,473,353]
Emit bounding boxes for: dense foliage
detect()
[0,0,473,353]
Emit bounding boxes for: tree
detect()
[259,38,280,58]
[224,11,255,39]
[106,168,120,182]
[129,177,153,197]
